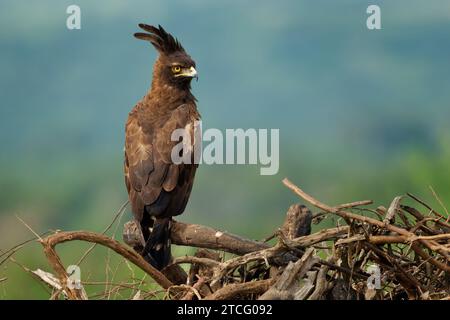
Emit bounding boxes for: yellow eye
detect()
[172,66,181,73]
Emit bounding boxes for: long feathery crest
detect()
[134,24,185,54]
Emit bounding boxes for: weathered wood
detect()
[281,204,312,238]
[40,231,173,292]
[171,221,270,255]
[308,264,329,300]
[259,248,318,300]
[123,219,270,256]
[32,178,449,300]
[204,279,274,300]
[282,178,450,271]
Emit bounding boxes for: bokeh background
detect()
[1,0,450,299]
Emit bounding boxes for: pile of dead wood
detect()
[38,178,449,300]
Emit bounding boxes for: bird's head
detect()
[134,24,197,89]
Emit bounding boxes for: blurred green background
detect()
[1,0,450,299]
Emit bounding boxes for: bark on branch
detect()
[40,230,173,298]
[34,178,449,300]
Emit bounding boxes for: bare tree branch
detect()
[40,230,173,298]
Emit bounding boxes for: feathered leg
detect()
[142,217,172,270]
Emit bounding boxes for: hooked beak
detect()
[177,66,198,80]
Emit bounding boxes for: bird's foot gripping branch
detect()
[35,178,449,300]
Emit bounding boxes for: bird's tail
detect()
[142,217,172,270]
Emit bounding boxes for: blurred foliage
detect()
[1,0,449,298]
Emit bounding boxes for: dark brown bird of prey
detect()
[124,24,200,270]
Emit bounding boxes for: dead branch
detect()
[28,177,449,300]
[171,221,270,255]
[123,220,270,256]
[282,178,450,272]
[180,277,206,300]
[173,256,221,268]
[259,247,318,300]
[40,230,173,296]
[307,263,329,300]
[204,279,274,300]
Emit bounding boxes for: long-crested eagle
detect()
[124,24,200,270]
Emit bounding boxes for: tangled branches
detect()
[36,178,449,300]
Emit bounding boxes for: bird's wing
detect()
[124,104,199,220]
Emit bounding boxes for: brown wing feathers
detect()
[162,165,179,192]
[124,104,199,218]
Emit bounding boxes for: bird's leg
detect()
[140,216,160,267]
[141,217,172,270]
[140,214,154,243]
